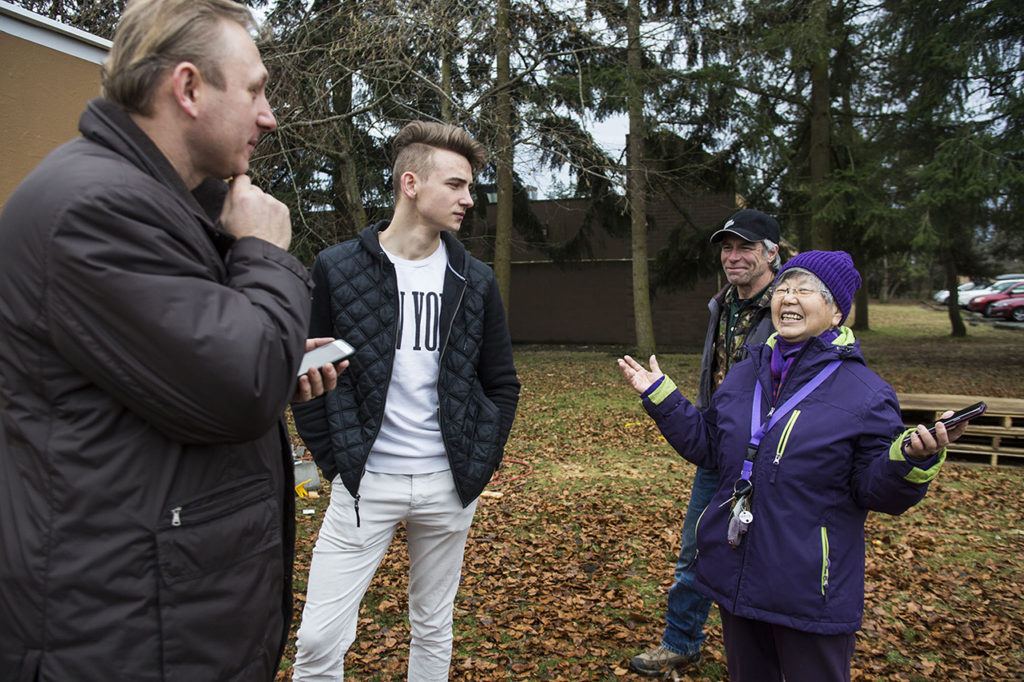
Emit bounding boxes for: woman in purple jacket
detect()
[618,251,968,682]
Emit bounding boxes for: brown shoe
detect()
[628,645,701,676]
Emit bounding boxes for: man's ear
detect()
[832,307,844,327]
[169,62,202,119]
[399,171,418,200]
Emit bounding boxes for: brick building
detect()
[0,1,110,210]
[482,193,740,351]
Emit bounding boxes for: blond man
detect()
[0,1,337,679]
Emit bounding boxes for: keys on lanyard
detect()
[730,361,840,550]
[723,477,754,549]
[722,360,842,552]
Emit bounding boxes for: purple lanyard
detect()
[738,359,841,483]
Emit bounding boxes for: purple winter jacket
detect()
[642,328,944,635]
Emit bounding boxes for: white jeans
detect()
[292,471,478,681]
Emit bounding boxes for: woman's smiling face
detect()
[771,272,843,342]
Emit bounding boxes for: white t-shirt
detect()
[365,240,449,474]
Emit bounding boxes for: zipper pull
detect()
[354,494,361,528]
[170,507,182,527]
[766,406,776,418]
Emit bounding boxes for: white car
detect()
[934,281,984,305]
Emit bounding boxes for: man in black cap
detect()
[629,208,781,676]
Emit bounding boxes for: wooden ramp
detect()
[899,393,1024,466]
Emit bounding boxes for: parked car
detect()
[968,281,1024,315]
[934,281,985,305]
[986,294,1024,322]
[958,278,1024,307]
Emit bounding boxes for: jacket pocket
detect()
[770,410,801,483]
[691,502,711,563]
[155,474,282,682]
[159,474,279,582]
[820,525,831,601]
[462,390,502,453]
[476,389,501,422]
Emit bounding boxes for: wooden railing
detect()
[899,393,1024,466]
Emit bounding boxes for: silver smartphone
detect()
[296,339,354,377]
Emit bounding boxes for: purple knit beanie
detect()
[776,250,862,322]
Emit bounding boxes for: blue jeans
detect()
[661,466,718,656]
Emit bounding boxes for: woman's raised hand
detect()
[617,354,664,395]
[904,409,969,461]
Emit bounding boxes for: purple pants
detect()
[719,607,856,682]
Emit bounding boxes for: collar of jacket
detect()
[357,220,471,356]
[751,326,862,401]
[764,326,857,350]
[715,281,774,308]
[78,98,235,255]
[357,220,469,275]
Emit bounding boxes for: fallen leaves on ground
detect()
[279,306,1024,681]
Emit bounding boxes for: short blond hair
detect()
[392,122,487,195]
[102,0,255,115]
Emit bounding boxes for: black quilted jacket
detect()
[292,222,520,508]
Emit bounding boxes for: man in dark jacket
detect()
[0,1,337,680]
[290,122,520,681]
[630,209,781,676]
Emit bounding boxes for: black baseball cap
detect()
[709,209,781,244]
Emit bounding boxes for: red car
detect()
[985,292,1024,322]
[969,281,1024,316]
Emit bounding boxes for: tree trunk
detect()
[880,256,890,303]
[808,0,832,250]
[627,0,656,358]
[837,11,866,328]
[493,0,514,315]
[944,253,967,337]
[331,74,367,232]
[440,45,453,123]
[340,142,367,231]
[852,283,869,330]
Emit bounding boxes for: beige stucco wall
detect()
[0,32,101,209]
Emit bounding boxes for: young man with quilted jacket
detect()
[291,121,520,681]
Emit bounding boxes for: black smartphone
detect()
[903,401,986,447]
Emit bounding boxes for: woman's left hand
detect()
[617,354,663,395]
[904,410,969,461]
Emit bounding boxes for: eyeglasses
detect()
[772,286,822,299]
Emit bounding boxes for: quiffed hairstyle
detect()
[392,122,487,195]
[102,0,256,115]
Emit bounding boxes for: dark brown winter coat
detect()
[0,99,311,682]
